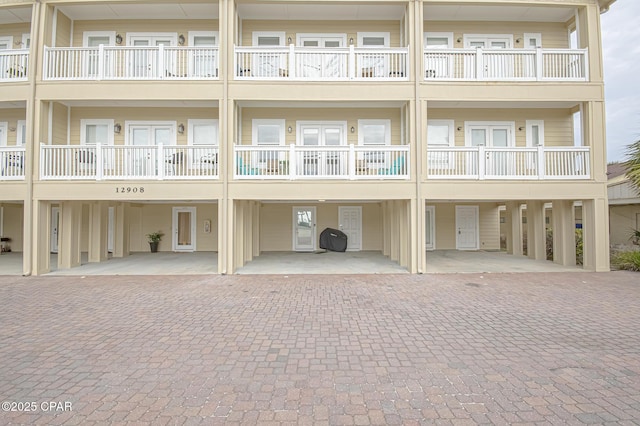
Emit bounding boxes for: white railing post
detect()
[288,44,295,78]
[349,144,356,180]
[158,45,165,79]
[478,145,485,180]
[157,143,164,180]
[537,146,545,179]
[583,49,589,81]
[289,144,296,180]
[476,47,484,80]
[233,45,238,79]
[97,44,105,80]
[535,47,543,81]
[348,45,355,80]
[95,143,103,180]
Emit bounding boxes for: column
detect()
[88,201,108,263]
[505,201,523,256]
[59,201,81,269]
[582,198,610,271]
[526,200,546,261]
[252,202,260,258]
[552,200,576,266]
[32,200,50,275]
[113,202,130,258]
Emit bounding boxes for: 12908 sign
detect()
[115,186,145,194]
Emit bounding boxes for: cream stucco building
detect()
[0,0,615,275]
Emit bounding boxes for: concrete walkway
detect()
[426,250,583,273]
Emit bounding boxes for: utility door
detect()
[172,207,196,252]
[293,207,316,252]
[338,206,362,251]
[455,206,479,250]
[51,207,59,253]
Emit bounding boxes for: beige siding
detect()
[52,102,68,146]
[71,20,219,46]
[242,20,402,47]
[427,109,573,147]
[0,109,26,146]
[69,107,219,146]
[259,202,382,252]
[241,108,402,146]
[430,203,500,250]
[0,22,31,44]
[1,203,24,252]
[610,205,640,246]
[55,11,72,47]
[424,21,569,49]
[479,203,501,250]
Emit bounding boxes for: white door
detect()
[467,123,513,176]
[108,207,114,253]
[85,34,112,77]
[424,33,453,78]
[338,206,362,251]
[425,206,435,250]
[128,34,176,77]
[298,122,346,176]
[297,35,346,78]
[293,207,316,252]
[173,207,196,252]
[252,32,285,77]
[190,33,218,77]
[51,207,60,253]
[128,123,174,176]
[465,36,513,79]
[456,206,479,250]
[357,33,390,77]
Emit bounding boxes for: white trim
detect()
[188,31,219,46]
[172,207,197,252]
[252,31,286,46]
[0,36,13,50]
[292,206,316,252]
[47,101,52,145]
[80,119,114,146]
[124,121,176,145]
[463,34,513,49]
[425,205,435,250]
[455,205,479,251]
[357,32,390,47]
[126,32,177,46]
[82,31,116,47]
[0,206,3,239]
[296,121,348,146]
[16,120,26,146]
[525,120,545,147]
[51,7,57,48]
[21,33,30,48]
[424,32,454,48]
[252,119,285,146]
[338,206,362,251]
[296,33,347,47]
[51,206,59,253]
[66,106,70,145]
[0,122,7,146]
[188,119,219,146]
[427,120,455,146]
[357,119,391,146]
[523,33,542,49]
[464,121,515,147]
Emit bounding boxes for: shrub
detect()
[611,250,640,271]
[575,229,583,265]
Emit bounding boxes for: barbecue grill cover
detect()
[319,228,348,252]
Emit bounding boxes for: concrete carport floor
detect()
[426,250,584,273]
[0,252,23,275]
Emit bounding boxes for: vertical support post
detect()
[113,202,130,258]
[582,198,610,271]
[478,145,485,180]
[552,200,576,266]
[349,143,355,180]
[97,44,104,80]
[537,145,545,179]
[505,201,523,256]
[59,201,81,269]
[289,143,296,180]
[32,200,51,275]
[535,47,543,80]
[526,200,546,261]
[88,201,108,263]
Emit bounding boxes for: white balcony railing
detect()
[427,146,590,180]
[234,144,409,180]
[424,48,588,81]
[40,144,219,180]
[43,46,219,80]
[235,45,409,80]
[0,49,29,82]
[0,147,26,180]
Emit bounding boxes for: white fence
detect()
[0,147,26,180]
[40,144,219,180]
[427,146,590,180]
[234,144,409,179]
[424,48,588,81]
[235,45,409,80]
[0,50,29,81]
[43,46,219,80]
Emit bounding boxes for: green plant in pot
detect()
[146,231,164,253]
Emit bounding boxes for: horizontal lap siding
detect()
[0,23,31,43]
[429,203,500,250]
[0,109,27,146]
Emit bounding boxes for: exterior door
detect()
[51,207,59,253]
[85,34,112,77]
[0,37,12,76]
[128,34,175,77]
[190,33,218,77]
[465,36,513,79]
[128,123,174,176]
[298,122,346,176]
[456,206,479,250]
[293,207,316,252]
[172,207,196,252]
[338,206,362,251]
[425,206,435,250]
[357,33,390,77]
[297,35,346,78]
[252,32,285,77]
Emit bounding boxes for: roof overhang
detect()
[599,0,618,14]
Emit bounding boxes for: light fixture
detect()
[518,127,524,131]
[287,36,292,44]
[178,34,185,45]
[287,126,292,133]
[457,127,462,131]
[456,38,462,43]
[349,37,354,45]
[13,40,23,47]
[114,123,122,134]
[350,126,355,133]
[8,127,16,132]
[515,38,521,44]
[178,123,185,134]
[115,34,123,45]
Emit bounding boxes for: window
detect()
[188,32,219,77]
[523,33,542,49]
[16,120,26,146]
[525,120,545,147]
[427,120,454,169]
[464,122,515,147]
[188,119,218,146]
[252,119,285,167]
[424,33,454,79]
[358,33,390,47]
[252,32,285,46]
[83,32,116,77]
[80,119,114,146]
[358,119,391,146]
[357,32,391,78]
[424,33,453,49]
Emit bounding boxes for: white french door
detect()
[465,35,514,79]
[456,206,479,250]
[297,34,346,78]
[338,206,362,251]
[173,207,196,252]
[127,122,175,176]
[298,122,346,176]
[252,32,285,78]
[51,207,59,253]
[293,207,316,252]
[128,34,176,77]
[467,125,512,148]
[425,206,435,250]
[357,32,390,77]
[189,32,218,77]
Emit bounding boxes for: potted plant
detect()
[146,231,164,253]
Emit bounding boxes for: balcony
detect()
[43,46,219,81]
[0,147,26,180]
[427,146,590,180]
[0,50,29,82]
[234,45,409,81]
[423,48,588,82]
[40,144,218,180]
[234,145,409,180]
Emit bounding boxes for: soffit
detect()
[0,7,31,24]
[57,3,218,21]
[424,5,575,23]
[237,4,405,20]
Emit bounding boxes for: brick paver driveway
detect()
[1,272,640,425]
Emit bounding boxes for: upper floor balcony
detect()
[0,147,25,180]
[1,49,29,82]
[0,5,32,85]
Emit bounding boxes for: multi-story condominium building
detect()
[0,0,615,275]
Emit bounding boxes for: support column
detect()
[88,201,108,263]
[399,200,408,268]
[390,201,399,262]
[59,201,81,269]
[235,201,244,270]
[32,200,50,275]
[526,201,546,261]
[582,198,610,271]
[505,202,523,256]
[552,200,576,266]
[253,202,260,258]
[382,201,390,257]
[113,202,130,258]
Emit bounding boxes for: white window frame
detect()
[464,121,515,147]
[124,121,176,145]
[427,120,455,170]
[0,36,14,49]
[0,122,7,146]
[463,34,514,49]
[525,120,545,147]
[523,33,542,49]
[252,119,285,146]
[426,205,436,250]
[188,31,219,46]
[357,119,391,146]
[296,33,347,47]
[427,120,455,146]
[188,119,219,146]
[126,32,177,46]
[357,32,390,47]
[424,32,453,49]
[82,31,116,47]
[297,121,348,146]
[21,34,30,48]
[252,32,286,46]
[16,120,26,146]
[80,119,114,146]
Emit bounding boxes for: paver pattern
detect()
[1,272,640,425]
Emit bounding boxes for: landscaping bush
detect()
[611,250,640,271]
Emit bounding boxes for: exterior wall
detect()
[259,202,382,252]
[240,108,402,146]
[429,203,500,250]
[427,109,573,147]
[55,10,72,47]
[52,102,68,145]
[609,180,639,203]
[1,203,24,252]
[0,22,31,42]
[423,21,570,49]
[241,20,402,47]
[0,109,26,146]
[610,205,640,247]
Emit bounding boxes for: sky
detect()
[601,0,640,163]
